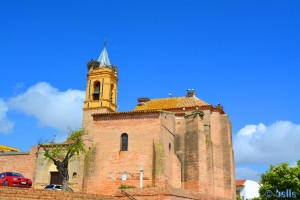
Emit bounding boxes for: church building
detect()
[0,43,235,199]
[78,43,236,198]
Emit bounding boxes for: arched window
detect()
[121,133,128,151]
[93,81,100,100]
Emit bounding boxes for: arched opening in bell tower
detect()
[93,81,100,100]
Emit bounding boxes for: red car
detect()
[0,172,32,188]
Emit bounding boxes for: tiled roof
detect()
[236,180,246,186]
[0,145,19,153]
[133,96,209,111]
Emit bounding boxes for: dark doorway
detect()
[50,172,63,185]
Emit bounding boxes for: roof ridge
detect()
[148,96,196,100]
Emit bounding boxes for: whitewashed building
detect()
[236,180,260,200]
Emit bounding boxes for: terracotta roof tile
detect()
[236,180,246,186]
[0,145,19,153]
[133,96,209,111]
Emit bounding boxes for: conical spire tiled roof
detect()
[98,42,111,66]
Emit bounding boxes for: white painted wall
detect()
[237,180,260,200]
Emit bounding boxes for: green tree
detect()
[259,161,300,200]
[39,129,88,191]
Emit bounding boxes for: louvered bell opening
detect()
[93,83,100,100]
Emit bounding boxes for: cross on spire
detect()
[104,36,107,47]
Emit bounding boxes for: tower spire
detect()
[98,39,111,66]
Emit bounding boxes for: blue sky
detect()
[1,0,300,180]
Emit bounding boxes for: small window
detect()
[121,133,128,151]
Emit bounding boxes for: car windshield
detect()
[6,172,24,177]
[45,185,54,189]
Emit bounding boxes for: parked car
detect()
[44,184,62,190]
[0,172,32,188]
[44,184,74,192]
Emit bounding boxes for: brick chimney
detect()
[137,97,150,106]
[186,89,195,97]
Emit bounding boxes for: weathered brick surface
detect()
[80,108,235,199]
[0,186,233,200]
[0,186,116,200]
[1,106,235,200]
[209,112,235,199]
[0,146,37,181]
[82,111,182,195]
[115,186,233,200]
[173,109,235,199]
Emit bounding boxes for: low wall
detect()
[114,187,232,200]
[0,186,232,200]
[0,187,116,200]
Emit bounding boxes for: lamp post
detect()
[140,166,143,188]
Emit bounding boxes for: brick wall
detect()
[0,187,116,200]
[0,147,37,182]
[174,109,235,199]
[158,112,181,189]
[81,111,183,195]
[0,186,233,200]
[83,112,161,194]
[210,112,236,199]
[0,108,235,199]
[115,186,233,200]
[79,102,236,199]
[182,116,200,192]
[79,107,113,191]
[197,110,214,196]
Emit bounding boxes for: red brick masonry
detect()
[0,186,232,200]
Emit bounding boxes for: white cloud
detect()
[234,121,300,165]
[235,167,261,181]
[0,99,14,134]
[8,82,85,134]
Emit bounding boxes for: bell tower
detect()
[83,42,118,113]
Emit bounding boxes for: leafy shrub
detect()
[118,184,136,189]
